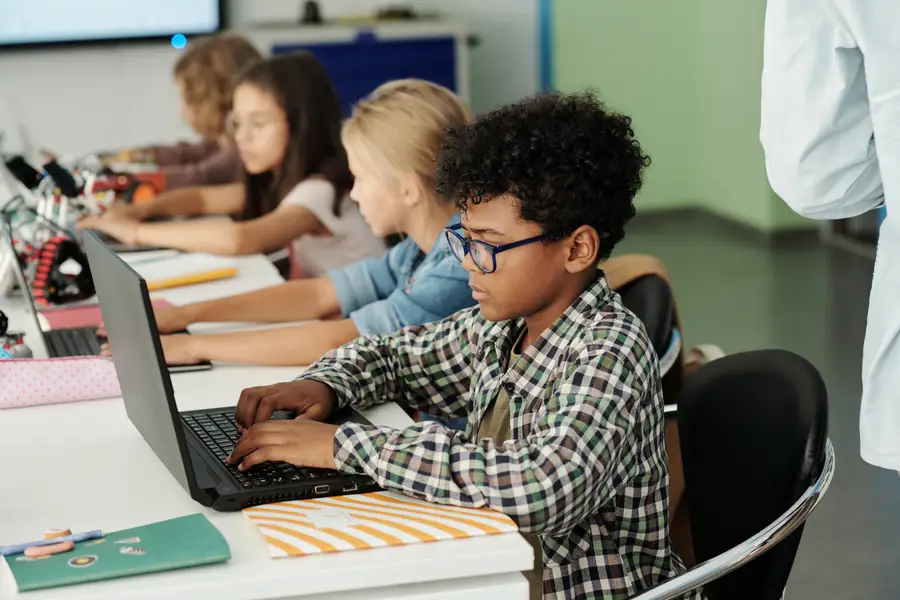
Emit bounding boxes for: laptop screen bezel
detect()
[0,219,37,315]
[81,229,206,499]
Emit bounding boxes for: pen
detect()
[0,530,103,556]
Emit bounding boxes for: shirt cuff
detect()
[348,301,402,337]
[327,264,379,317]
[332,422,392,475]
[294,371,353,410]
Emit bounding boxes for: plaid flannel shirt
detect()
[299,276,698,599]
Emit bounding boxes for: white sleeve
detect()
[279,179,341,231]
[760,0,884,219]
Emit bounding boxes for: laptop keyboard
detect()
[45,327,101,357]
[182,411,338,489]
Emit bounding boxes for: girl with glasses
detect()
[79,52,385,277]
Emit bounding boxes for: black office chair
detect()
[618,275,682,407]
[631,350,834,600]
[619,275,675,361]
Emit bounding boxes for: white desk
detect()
[0,254,532,599]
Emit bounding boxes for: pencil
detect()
[146,267,238,291]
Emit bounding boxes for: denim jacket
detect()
[327,214,474,335]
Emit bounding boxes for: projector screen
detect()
[0,0,222,47]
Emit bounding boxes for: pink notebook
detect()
[0,356,121,410]
[41,298,174,330]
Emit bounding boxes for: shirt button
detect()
[504,382,515,394]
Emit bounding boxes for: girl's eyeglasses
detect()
[444,223,552,274]
[224,113,284,138]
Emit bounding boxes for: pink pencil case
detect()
[0,357,121,410]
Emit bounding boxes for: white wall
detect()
[0,42,193,159]
[0,0,539,160]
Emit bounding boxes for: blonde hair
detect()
[342,79,471,195]
[173,34,262,138]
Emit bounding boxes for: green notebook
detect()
[4,514,230,592]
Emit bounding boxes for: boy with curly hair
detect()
[228,91,698,600]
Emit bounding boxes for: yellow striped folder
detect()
[243,491,518,557]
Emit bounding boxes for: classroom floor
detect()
[618,213,896,600]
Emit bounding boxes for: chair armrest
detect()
[630,438,835,600]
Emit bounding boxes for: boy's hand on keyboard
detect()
[227,420,340,471]
[235,380,336,432]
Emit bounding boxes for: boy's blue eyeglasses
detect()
[444,223,551,274]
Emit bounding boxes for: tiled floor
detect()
[619,214,896,600]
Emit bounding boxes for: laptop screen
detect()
[81,229,196,494]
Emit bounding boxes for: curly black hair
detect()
[435,90,649,261]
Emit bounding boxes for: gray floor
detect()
[619,214,895,600]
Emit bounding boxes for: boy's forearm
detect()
[298,336,412,414]
[186,319,360,366]
[331,399,630,537]
[300,311,476,417]
[181,278,340,325]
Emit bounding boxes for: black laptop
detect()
[82,230,378,511]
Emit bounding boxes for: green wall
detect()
[552,0,811,232]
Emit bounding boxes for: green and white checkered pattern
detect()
[300,276,698,600]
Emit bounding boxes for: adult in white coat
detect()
[760,1,900,470]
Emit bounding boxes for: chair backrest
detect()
[679,350,828,600]
[618,274,675,359]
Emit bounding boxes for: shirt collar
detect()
[482,273,614,357]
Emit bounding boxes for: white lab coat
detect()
[761,0,900,470]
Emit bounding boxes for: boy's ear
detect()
[398,173,426,208]
[564,226,601,274]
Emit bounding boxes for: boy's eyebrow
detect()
[464,226,504,236]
